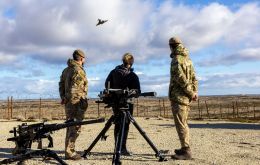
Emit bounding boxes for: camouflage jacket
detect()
[59,59,88,104]
[169,44,198,105]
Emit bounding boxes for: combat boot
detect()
[171,147,192,160]
[174,147,191,155]
[65,153,82,160]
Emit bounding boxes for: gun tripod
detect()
[0,149,67,165]
[82,108,166,165]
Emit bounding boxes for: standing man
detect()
[59,49,88,160]
[168,37,198,160]
[105,53,140,156]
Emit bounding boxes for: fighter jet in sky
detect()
[96,19,108,26]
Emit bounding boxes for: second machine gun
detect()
[0,118,105,165]
[82,88,167,165]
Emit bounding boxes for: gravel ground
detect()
[0,117,259,165]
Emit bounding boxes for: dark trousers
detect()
[113,104,133,150]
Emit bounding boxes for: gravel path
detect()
[0,118,259,165]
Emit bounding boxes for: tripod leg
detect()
[112,112,126,165]
[0,149,68,165]
[43,149,68,165]
[82,115,114,158]
[127,112,166,161]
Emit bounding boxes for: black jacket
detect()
[105,64,141,93]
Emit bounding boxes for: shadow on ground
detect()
[155,123,260,130]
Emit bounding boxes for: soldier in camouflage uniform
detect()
[59,49,88,160]
[168,37,198,160]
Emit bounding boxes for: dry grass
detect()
[0,95,259,122]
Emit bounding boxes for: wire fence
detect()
[0,95,260,121]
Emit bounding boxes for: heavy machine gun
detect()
[0,118,105,165]
[96,88,156,109]
[83,89,166,165]
[8,118,105,154]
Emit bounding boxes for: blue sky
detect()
[0,0,260,99]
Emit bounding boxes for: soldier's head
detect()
[169,37,182,52]
[122,53,134,69]
[73,49,85,66]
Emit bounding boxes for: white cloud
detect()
[0,1,259,66]
[198,47,260,66]
[0,53,17,64]
[200,73,260,88]
[25,79,57,94]
[148,2,234,51]
[224,3,260,46]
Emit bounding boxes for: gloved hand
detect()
[129,89,138,97]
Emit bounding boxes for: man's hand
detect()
[129,89,138,97]
[192,92,198,101]
[61,98,67,105]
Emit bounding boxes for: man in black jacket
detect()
[105,53,140,156]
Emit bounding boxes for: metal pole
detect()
[10,96,13,119]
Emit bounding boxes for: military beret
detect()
[73,49,85,58]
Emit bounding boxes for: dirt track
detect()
[0,117,259,165]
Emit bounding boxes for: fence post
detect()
[219,103,222,119]
[227,104,230,119]
[39,98,42,119]
[166,101,169,118]
[97,101,100,118]
[136,98,139,117]
[232,102,235,118]
[10,96,13,119]
[163,99,166,118]
[104,107,106,118]
[7,97,10,120]
[236,101,239,118]
[159,99,161,116]
[253,103,256,119]
[146,106,149,117]
[197,99,201,118]
[246,105,249,119]
[205,100,210,119]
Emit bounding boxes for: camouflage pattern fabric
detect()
[59,58,88,158]
[169,43,198,150]
[171,102,190,148]
[59,59,88,104]
[168,44,198,106]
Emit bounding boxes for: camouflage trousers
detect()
[64,102,87,158]
[170,101,190,148]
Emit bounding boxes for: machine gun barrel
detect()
[41,118,105,133]
[7,118,105,142]
[139,92,156,97]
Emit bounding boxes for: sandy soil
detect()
[0,117,259,165]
